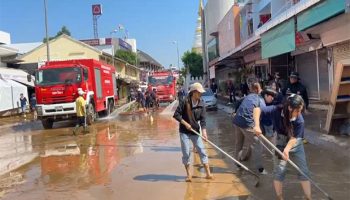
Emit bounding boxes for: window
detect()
[83,68,88,81]
[208,38,219,62]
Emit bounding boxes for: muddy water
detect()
[0,109,349,199]
[0,111,250,200]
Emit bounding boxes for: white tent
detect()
[0,67,34,87]
[0,78,28,114]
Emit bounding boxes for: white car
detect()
[201,88,218,110]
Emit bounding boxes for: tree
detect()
[181,51,203,77]
[115,50,137,65]
[43,26,71,43]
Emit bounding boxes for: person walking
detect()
[30,93,37,120]
[19,93,28,117]
[150,88,158,109]
[73,89,87,135]
[136,88,146,111]
[173,82,213,182]
[259,94,311,200]
[240,80,249,96]
[177,87,185,102]
[232,83,276,174]
[210,81,218,97]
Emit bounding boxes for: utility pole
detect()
[173,41,180,70]
[44,0,50,61]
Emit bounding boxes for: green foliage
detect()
[176,76,184,86]
[181,51,203,77]
[43,26,71,43]
[115,49,137,65]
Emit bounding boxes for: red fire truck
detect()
[148,71,176,103]
[35,59,118,129]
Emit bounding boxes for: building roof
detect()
[0,45,18,57]
[5,42,42,54]
[137,49,162,67]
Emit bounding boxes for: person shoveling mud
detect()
[173,82,214,182]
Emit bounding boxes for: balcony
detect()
[255,0,321,36]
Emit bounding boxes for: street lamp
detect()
[110,29,118,67]
[172,41,180,70]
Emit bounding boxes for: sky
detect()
[0,0,202,68]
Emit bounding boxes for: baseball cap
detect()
[289,72,299,79]
[78,89,86,96]
[189,82,205,93]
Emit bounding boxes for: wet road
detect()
[0,108,349,199]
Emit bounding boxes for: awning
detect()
[261,18,295,59]
[320,14,350,46]
[291,39,323,56]
[297,0,345,31]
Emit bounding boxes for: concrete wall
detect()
[204,0,235,44]
[218,5,241,57]
[125,39,137,53]
[0,31,11,44]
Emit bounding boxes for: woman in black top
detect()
[173,82,213,182]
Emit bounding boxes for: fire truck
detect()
[148,71,176,103]
[34,59,118,129]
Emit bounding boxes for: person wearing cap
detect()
[273,72,283,92]
[282,72,309,110]
[232,81,276,174]
[73,89,87,135]
[261,81,284,143]
[173,82,213,182]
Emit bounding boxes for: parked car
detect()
[201,88,217,110]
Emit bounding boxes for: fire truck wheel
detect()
[42,119,53,129]
[87,103,96,125]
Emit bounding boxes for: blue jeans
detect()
[180,132,209,165]
[274,138,310,181]
[263,124,274,137]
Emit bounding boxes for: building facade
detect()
[202,0,350,133]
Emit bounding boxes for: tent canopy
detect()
[0,78,29,113]
[0,67,34,87]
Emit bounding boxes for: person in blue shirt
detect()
[260,94,311,200]
[30,93,37,120]
[232,82,276,174]
[19,93,27,116]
